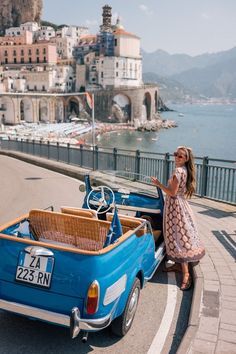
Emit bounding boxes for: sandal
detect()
[180,275,192,291]
[163,263,182,273]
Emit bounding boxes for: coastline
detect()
[97,103,236,161]
[1,102,235,160]
[0,119,177,146]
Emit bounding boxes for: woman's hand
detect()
[151,175,178,196]
[151,176,160,187]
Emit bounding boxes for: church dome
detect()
[113,17,124,31]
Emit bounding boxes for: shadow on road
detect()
[0,310,120,354]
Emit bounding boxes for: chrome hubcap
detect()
[125,287,139,328]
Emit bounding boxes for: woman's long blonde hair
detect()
[177,146,196,198]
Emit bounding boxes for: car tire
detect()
[111,277,141,337]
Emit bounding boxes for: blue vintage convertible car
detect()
[0,171,165,341]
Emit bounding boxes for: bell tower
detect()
[100,4,112,32]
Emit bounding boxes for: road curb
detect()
[0,150,90,181]
[177,262,203,354]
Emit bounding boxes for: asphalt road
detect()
[0,155,192,354]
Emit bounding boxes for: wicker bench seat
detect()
[60,206,98,219]
[106,213,147,236]
[29,209,110,251]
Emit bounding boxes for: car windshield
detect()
[89,170,159,198]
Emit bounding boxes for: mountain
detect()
[142,47,236,77]
[142,49,197,77]
[171,57,236,98]
[143,72,200,102]
[0,0,42,35]
[142,47,236,100]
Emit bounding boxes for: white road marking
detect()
[147,273,177,354]
[221,232,236,251]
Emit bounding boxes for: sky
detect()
[43,0,236,56]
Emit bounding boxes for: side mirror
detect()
[79,184,86,192]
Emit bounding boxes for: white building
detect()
[55,36,75,59]
[113,27,141,59]
[75,18,143,90]
[20,65,75,93]
[54,26,89,59]
[0,68,22,92]
[38,26,56,41]
[97,56,142,88]
[52,65,75,92]
[58,26,89,43]
[20,22,40,33]
[22,67,54,92]
[6,22,40,37]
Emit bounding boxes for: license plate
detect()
[16,252,54,288]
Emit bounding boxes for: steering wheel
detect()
[87,185,115,214]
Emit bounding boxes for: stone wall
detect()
[94,85,159,122]
[0,0,42,34]
[0,85,160,124]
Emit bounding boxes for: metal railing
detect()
[1,138,235,205]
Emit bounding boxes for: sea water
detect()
[98,104,236,161]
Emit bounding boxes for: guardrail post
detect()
[80,144,83,167]
[57,142,59,161]
[32,139,35,155]
[21,138,23,153]
[26,139,29,154]
[95,145,99,170]
[67,143,70,164]
[47,141,50,159]
[163,153,170,185]
[39,139,42,157]
[200,156,209,197]
[113,148,117,171]
[135,150,140,180]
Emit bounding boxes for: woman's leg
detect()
[181,262,192,290]
[181,262,189,276]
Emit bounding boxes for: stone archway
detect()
[112,93,131,123]
[55,98,65,123]
[1,97,15,124]
[39,98,49,122]
[143,92,152,121]
[20,98,33,122]
[65,96,89,122]
[66,96,80,120]
[155,90,158,112]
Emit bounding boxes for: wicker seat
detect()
[29,209,110,251]
[106,213,147,236]
[61,206,98,219]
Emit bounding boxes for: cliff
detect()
[0,0,43,34]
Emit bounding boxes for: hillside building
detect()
[74,5,142,91]
[0,40,57,67]
[0,5,159,125]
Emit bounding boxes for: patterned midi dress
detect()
[163,166,205,263]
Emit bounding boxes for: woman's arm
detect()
[151,175,179,197]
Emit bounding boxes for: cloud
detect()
[139,4,153,15]
[85,19,98,27]
[112,12,119,22]
[201,13,210,20]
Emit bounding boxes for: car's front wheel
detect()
[111,277,141,337]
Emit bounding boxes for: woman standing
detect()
[151,146,205,290]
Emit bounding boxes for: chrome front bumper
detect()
[0,299,112,339]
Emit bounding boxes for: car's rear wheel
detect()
[111,277,140,337]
